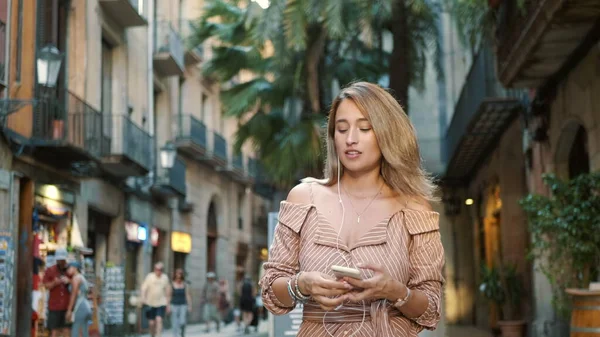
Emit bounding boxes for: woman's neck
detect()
[340,167,384,196]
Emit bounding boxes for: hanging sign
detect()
[171,231,192,253]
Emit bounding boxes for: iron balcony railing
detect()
[106,115,153,171]
[232,153,244,171]
[179,19,204,56]
[177,114,207,149]
[248,158,258,178]
[213,131,227,162]
[154,21,184,70]
[158,158,186,195]
[445,44,521,163]
[33,90,110,158]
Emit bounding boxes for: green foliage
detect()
[519,172,600,317]
[479,263,523,320]
[191,0,442,187]
[447,0,496,55]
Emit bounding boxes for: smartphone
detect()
[331,265,363,280]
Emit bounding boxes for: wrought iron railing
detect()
[248,158,258,178]
[232,153,244,171]
[445,44,521,163]
[177,114,207,149]
[213,132,227,162]
[33,90,109,158]
[107,115,153,170]
[154,21,184,69]
[179,19,204,56]
[168,157,187,195]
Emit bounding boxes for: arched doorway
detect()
[555,121,590,179]
[207,201,218,274]
[567,125,590,178]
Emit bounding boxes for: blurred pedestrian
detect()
[42,248,71,337]
[217,279,232,323]
[141,262,171,337]
[170,269,191,337]
[202,272,220,333]
[239,276,255,334]
[65,262,92,337]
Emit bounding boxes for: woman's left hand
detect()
[66,310,73,322]
[342,263,404,303]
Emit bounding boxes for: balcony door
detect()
[101,39,113,153]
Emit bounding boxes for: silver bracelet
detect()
[293,272,310,303]
[286,278,298,306]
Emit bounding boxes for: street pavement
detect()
[139,321,268,337]
[137,320,490,337]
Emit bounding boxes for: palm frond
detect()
[283,0,308,50]
[235,109,324,187]
[323,0,345,39]
[202,45,263,81]
[221,77,288,117]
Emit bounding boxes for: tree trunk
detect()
[306,27,327,114]
[388,0,410,114]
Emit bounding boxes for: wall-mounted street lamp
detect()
[37,44,64,87]
[160,142,176,169]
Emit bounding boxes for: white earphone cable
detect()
[322,156,366,337]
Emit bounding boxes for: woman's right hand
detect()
[297,272,351,311]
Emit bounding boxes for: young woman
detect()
[259,82,445,337]
[170,269,192,337]
[65,262,92,337]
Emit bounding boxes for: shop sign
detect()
[171,232,192,253]
[151,228,159,247]
[125,222,147,243]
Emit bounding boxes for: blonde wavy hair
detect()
[305,82,438,202]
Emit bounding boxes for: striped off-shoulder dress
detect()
[259,200,445,337]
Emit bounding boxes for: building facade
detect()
[434,0,600,336]
[0,0,271,335]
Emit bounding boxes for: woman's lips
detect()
[344,150,362,159]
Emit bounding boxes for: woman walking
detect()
[170,269,192,337]
[239,276,256,334]
[65,262,92,337]
[260,82,445,337]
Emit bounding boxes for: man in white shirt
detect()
[141,262,171,337]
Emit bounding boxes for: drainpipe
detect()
[146,0,156,279]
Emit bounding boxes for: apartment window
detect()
[201,93,207,121]
[15,0,22,83]
[38,0,68,90]
[238,193,244,230]
[0,0,8,88]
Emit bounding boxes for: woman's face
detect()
[66,266,76,276]
[175,270,183,280]
[334,99,382,174]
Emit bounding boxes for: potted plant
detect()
[519,173,600,328]
[479,261,525,337]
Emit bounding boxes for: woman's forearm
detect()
[271,277,295,307]
[386,281,428,318]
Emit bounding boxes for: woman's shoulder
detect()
[286,183,313,204]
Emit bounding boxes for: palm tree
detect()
[191,0,441,187]
[190,0,388,188]
[388,0,443,112]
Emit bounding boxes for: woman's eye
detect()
[360,128,371,132]
[337,129,348,133]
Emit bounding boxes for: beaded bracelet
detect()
[293,272,310,303]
